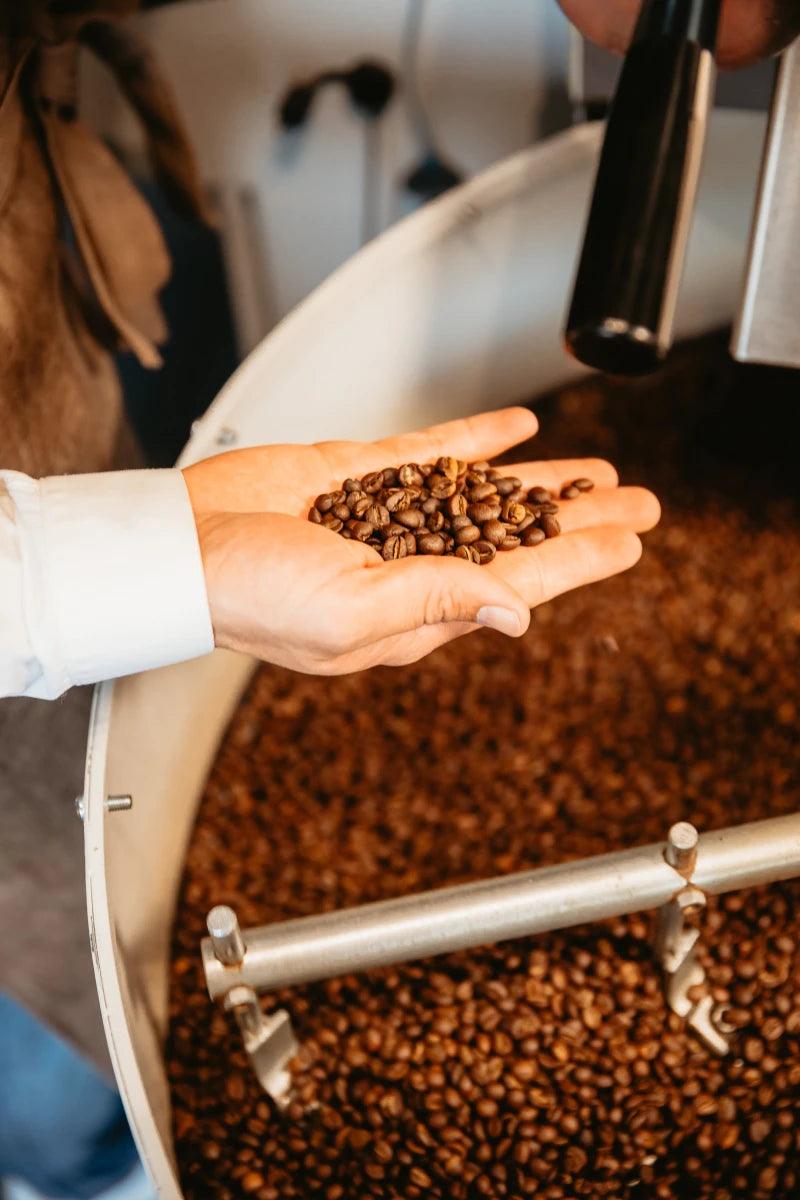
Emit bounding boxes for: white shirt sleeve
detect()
[0,468,214,700]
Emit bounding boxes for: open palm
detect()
[182,408,659,673]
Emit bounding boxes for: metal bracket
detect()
[224,985,297,1109]
[655,823,735,1054]
[207,905,297,1106]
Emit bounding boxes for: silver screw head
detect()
[666,821,699,872]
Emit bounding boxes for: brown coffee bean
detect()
[447,493,469,518]
[573,478,594,492]
[490,476,522,496]
[382,535,408,560]
[521,526,546,547]
[332,503,351,521]
[417,533,446,555]
[315,490,347,513]
[469,481,499,502]
[501,500,527,525]
[451,514,474,532]
[436,456,460,481]
[398,463,425,488]
[473,540,497,564]
[468,502,502,524]
[455,525,481,546]
[394,508,425,530]
[427,473,457,499]
[350,497,373,519]
[320,513,344,532]
[364,504,390,528]
[308,506,324,524]
[348,520,374,542]
[361,470,385,493]
[384,489,412,513]
[560,484,581,500]
[480,519,507,547]
[540,514,560,538]
[455,545,481,563]
[527,486,551,504]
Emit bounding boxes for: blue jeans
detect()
[0,994,139,1198]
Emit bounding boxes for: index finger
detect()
[367,407,538,470]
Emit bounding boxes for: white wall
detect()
[81,0,571,353]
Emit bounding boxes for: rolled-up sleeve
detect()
[0,468,214,700]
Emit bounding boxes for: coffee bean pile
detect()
[168,335,800,1200]
[309,459,594,562]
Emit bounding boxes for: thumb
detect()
[357,555,531,642]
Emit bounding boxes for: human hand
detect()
[558,0,800,70]
[182,408,659,674]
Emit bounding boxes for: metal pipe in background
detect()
[202,813,800,1000]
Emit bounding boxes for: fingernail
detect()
[476,606,523,637]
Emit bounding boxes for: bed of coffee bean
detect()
[168,334,800,1200]
[308,460,593,562]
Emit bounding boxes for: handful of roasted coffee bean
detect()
[308,458,593,563]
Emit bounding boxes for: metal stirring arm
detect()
[203,813,800,1100]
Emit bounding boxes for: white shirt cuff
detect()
[7,468,214,698]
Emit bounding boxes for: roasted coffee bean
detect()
[573,478,594,492]
[320,513,343,532]
[540,514,560,538]
[315,491,347,513]
[417,533,446,555]
[474,539,496,564]
[421,497,439,515]
[481,519,507,547]
[381,535,408,560]
[343,478,362,493]
[451,515,474,532]
[384,489,412,513]
[427,510,447,533]
[489,475,522,496]
[364,504,390,528]
[528,486,551,505]
[501,500,527,525]
[348,497,371,519]
[361,471,385,493]
[394,508,424,530]
[427,474,457,500]
[468,502,502,525]
[447,494,469,518]
[521,526,546,547]
[455,545,481,563]
[398,463,425,488]
[469,481,499,503]
[560,484,581,500]
[499,535,521,550]
[455,524,481,546]
[436,456,460,481]
[347,520,374,542]
[331,503,351,522]
[308,507,324,524]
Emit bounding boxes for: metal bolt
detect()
[208,905,246,966]
[665,821,699,875]
[75,795,85,821]
[105,795,133,813]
